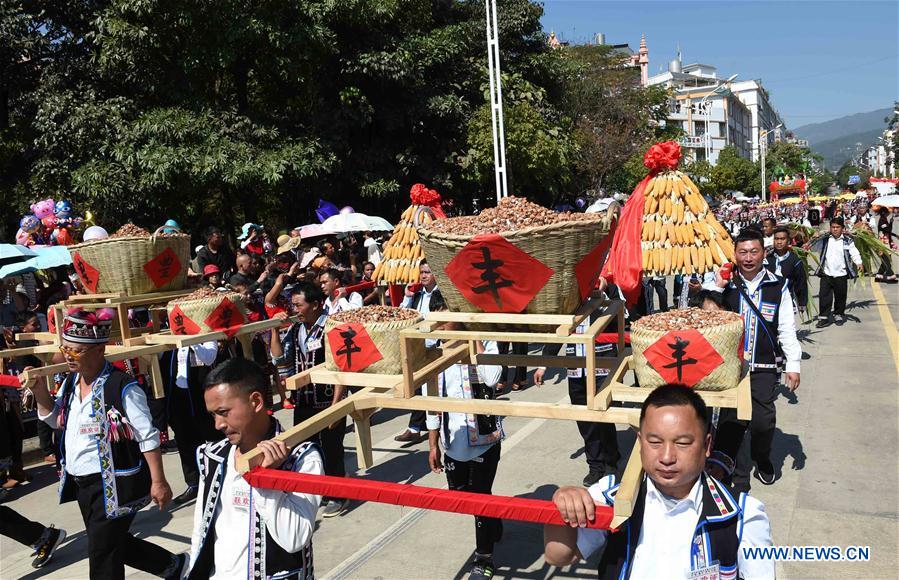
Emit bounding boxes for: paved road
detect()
[2,271,897,579]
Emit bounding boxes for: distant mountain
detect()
[793,107,892,169]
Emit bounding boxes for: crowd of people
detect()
[0,197,895,579]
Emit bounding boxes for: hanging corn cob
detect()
[640,169,735,277]
[373,184,444,285]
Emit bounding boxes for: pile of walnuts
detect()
[633,307,741,332]
[423,196,604,235]
[330,306,420,324]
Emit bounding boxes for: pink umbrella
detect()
[297,224,336,239]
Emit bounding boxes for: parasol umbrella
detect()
[0,246,73,278]
[837,193,855,201]
[871,194,899,209]
[296,223,337,239]
[584,198,615,213]
[0,244,37,267]
[321,213,393,233]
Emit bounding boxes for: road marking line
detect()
[870,278,899,375]
[322,393,571,580]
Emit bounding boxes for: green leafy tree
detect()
[710,146,759,197]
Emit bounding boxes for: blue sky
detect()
[539,0,898,130]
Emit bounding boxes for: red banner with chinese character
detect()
[143,247,182,289]
[327,323,383,372]
[72,252,100,294]
[203,297,246,338]
[643,329,724,387]
[168,305,201,335]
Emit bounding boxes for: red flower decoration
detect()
[410,183,446,218]
[643,141,682,173]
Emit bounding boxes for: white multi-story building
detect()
[647,53,785,166]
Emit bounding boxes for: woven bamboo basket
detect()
[419,211,615,316]
[324,310,426,375]
[68,227,190,295]
[630,317,744,391]
[166,292,248,335]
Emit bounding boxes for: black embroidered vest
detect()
[721,272,787,371]
[57,365,151,519]
[188,436,319,580]
[598,474,743,579]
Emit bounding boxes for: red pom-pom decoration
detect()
[643,141,682,173]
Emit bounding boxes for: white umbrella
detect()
[321,213,393,233]
[871,194,899,209]
[584,198,614,213]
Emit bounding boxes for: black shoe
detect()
[164,552,188,580]
[835,314,846,325]
[815,319,831,328]
[321,497,351,518]
[469,555,495,580]
[172,486,198,507]
[754,464,776,485]
[31,525,66,568]
[582,468,605,487]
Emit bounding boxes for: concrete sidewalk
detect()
[2,276,897,579]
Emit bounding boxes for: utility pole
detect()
[485,0,509,204]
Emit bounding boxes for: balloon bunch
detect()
[15,198,89,246]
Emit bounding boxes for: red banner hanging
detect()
[574,220,617,301]
[643,329,724,387]
[72,252,100,294]
[327,323,383,372]
[168,305,201,335]
[444,234,553,313]
[143,247,182,289]
[203,297,245,338]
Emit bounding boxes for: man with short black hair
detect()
[197,226,236,280]
[761,217,777,250]
[815,217,863,328]
[319,268,363,314]
[544,384,774,579]
[764,226,808,314]
[188,358,323,579]
[708,228,801,489]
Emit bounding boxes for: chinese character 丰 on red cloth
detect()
[168,305,201,335]
[643,329,724,387]
[143,247,182,289]
[327,323,383,373]
[444,234,553,313]
[72,252,100,294]
[203,297,246,338]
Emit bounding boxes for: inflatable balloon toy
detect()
[53,227,74,246]
[339,206,355,214]
[16,215,43,246]
[30,198,56,221]
[82,225,109,242]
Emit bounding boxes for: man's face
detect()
[761,221,775,236]
[59,339,105,373]
[363,263,375,279]
[830,223,844,238]
[319,273,339,297]
[290,229,301,238]
[734,240,764,275]
[638,404,710,496]
[772,231,790,253]
[420,265,435,289]
[857,206,867,217]
[322,243,337,259]
[290,293,318,324]
[236,255,251,274]
[205,384,264,446]
[208,232,223,250]
[21,317,40,333]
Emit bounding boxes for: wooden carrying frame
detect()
[220,299,750,528]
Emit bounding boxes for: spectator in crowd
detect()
[196,226,236,279]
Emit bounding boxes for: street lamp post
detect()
[759,123,783,202]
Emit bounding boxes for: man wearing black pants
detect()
[162,343,224,506]
[815,217,863,328]
[271,282,350,518]
[707,229,802,491]
[535,298,621,487]
[0,506,66,568]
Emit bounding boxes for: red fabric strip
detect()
[244,469,613,530]
[602,175,651,305]
[596,332,630,345]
